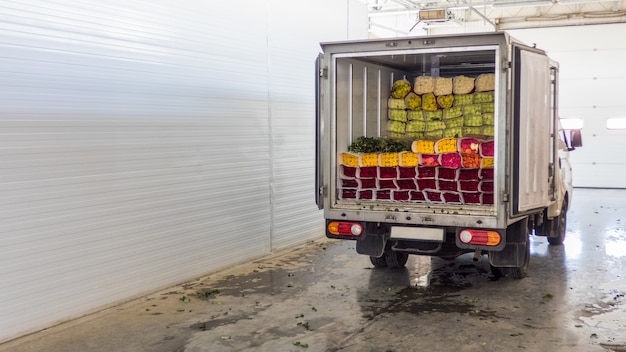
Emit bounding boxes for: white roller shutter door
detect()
[0,0,367,342]
[510,24,626,189]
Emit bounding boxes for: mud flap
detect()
[489,218,529,267]
[489,242,528,267]
[536,210,557,238]
[356,235,386,257]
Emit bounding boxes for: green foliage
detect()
[348,136,411,153]
[348,136,382,153]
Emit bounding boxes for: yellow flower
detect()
[435,138,458,153]
[379,152,399,167]
[399,151,419,166]
[437,95,454,109]
[391,79,412,98]
[359,153,379,167]
[422,93,438,111]
[411,140,435,154]
[341,153,359,167]
[404,93,422,110]
[481,157,494,168]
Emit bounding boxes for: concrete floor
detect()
[2,188,625,352]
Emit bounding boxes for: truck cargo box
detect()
[315,32,580,278]
[318,32,555,227]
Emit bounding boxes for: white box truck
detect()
[315,32,582,278]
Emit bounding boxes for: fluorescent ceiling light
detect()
[560,118,584,129]
[607,117,626,130]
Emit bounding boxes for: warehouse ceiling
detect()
[366,0,626,34]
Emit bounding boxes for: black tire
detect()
[384,246,409,269]
[490,265,505,279]
[369,255,388,268]
[506,237,530,279]
[491,218,531,279]
[547,201,567,245]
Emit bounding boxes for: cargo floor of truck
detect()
[2,188,625,352]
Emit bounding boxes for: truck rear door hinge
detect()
[502,192,509,202]
[319,67,328,79]
[319,186,327,196]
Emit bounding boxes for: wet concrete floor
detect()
[2,188,625,352]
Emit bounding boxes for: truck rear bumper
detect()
[325,219,507,258]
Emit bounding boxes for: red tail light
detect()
[459,229,501,246]
[328,222,363,236]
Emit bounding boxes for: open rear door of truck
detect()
[315,53,325,210]
[511,44,553,215]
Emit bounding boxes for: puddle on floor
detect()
[605,228,626,258]
[577,278,626,349]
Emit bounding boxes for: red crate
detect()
[377,179,398,190]
[358,190,373,200]
[358,166,377,178]
[396,179,417,190]
[378,166,398,179]
[376,190,391,200]
[341,165,357,178]
[480,181,494,193]
[410,191,426,201]
[425,191,442,202]
[340,189,357,199]
[417,178,437,190]
[459,180,480,192]
[437,167,458,180]
[459,168,480,181]
[480,168,494,180]
[359,178,377,189]
[442,192,462,203]
[462,192,481,204]
[417,166,437,178]
[398,166,417,179]
[393,190,410,201]
[438,179,458,192]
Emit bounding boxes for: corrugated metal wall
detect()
[0,0,367,342]
[268,0,369,249]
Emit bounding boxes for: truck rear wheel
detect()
[490,240,530,279]
[547,200,568,245]
[385,249,409,269]
[369,255,388,268]
[490,265,505,279]
[490,218,530,279]
[370,241,408,269]
[506,238,530,279]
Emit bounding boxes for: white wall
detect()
[0,0,367,342]
[267,0,367,248]
[508,24,626,189]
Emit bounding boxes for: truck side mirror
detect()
[569,129,583,150]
